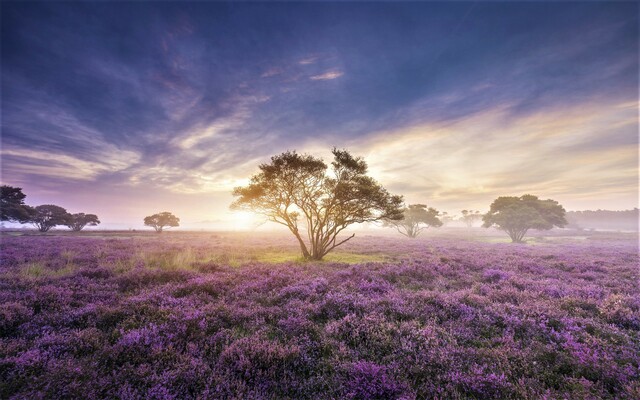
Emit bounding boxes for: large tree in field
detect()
[30,205,72,232]
[232,149,404,260]
[1,185,33,223]
[66,213,100,231]
[460,209,482,228]
[144,212,180,233]
[384,204,442,238]
[482,195,567,243]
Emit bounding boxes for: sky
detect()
[1,1,638,230]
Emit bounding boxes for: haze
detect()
[1,2,638,230]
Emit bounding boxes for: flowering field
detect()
[1,231,638,399]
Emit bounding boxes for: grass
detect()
[19,262,76,278]
[255,251,387,264]
[135,247,388,270]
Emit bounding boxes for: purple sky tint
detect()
[1,2,638,229]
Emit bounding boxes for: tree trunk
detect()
[290,228,310,259]
[508,228,527,243]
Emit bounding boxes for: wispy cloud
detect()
[342,99,638,212]
[261,67,283,78]
[298,56,318,65]
[310,70,344,81]
[1,1,636,228]
[1,147,139,181]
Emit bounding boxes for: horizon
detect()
[1,2,638,230]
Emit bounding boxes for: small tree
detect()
[144,212,180,233]
[440,211,456,227]
[384,204,442,238]
[0,185,33,223]
[30,205,72,232]
[460,209,482,228]
[232,148,403,260]
[67,213,100,231]
[482,195,567,243]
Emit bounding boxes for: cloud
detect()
[118,94,282,194]
[1,1,636,227]
[1,147,139,181]
[298,56,318,65]
[336,99,638,212]
[310,70,344,81]
[261,67,283,78]
[0,86,142,185]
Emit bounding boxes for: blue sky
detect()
[1,2,638,229]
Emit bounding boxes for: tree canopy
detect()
[144,212,180,233]
[232,148,403,260]
[460,209,482,228]
[67,213,101,231]
[482,195,567,242]
[0,185,33,223]
[30,204,72,232]
[439,211,456,226]
[384,204,442,238]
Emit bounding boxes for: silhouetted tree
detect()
[66,213,100,231]
[232,149,403,260]
[30,205,72,232]
[460,209,482,228]
[0,185,33,223]
[384,204,442,238]
[144,212,180,233]
[482,195,567,243]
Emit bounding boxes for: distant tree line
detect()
[2,149,578,250]
[1,185,188,234]
[566,209,638,231]
[1,185,100,232]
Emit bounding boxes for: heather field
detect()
[1,231,638,399]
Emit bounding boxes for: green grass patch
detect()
[140,248,199,270]
[254,250,387,264]
[474,237,517,244]
[132,247,387,270]
[20,262,76,278]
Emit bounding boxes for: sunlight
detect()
[230,210,259,230]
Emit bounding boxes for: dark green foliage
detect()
[0,185,32,223]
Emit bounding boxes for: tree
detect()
[440,211,456,227]
[0,185,33,223]
[384,204,442,238]
[232,149,403,260]
[482,195,567,243]
[66,213,100,231]
[144,212,180,233]
[30,205,72,232]
[460,209,482,228]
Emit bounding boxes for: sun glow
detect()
[230,210,261,230]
